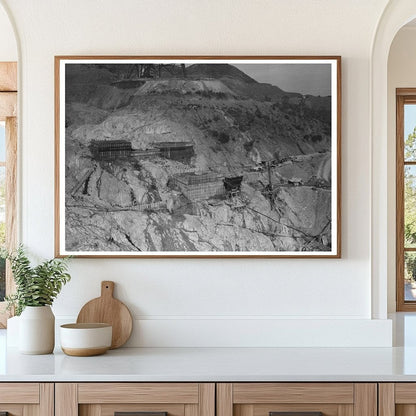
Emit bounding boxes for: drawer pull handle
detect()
[270,413,323,416]
[115,412,168,416]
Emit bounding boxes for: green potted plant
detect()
[4,246,71,354]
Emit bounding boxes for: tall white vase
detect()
[19,306,55,354]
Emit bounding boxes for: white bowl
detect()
[60,323,112,356]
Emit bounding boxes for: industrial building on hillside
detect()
[90,140,133,161]
[90,140,195,163]
[152,141,194,163]
[171,172,224,201]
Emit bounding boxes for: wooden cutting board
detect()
[76,281,133,349]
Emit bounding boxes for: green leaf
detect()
[5,245,71,315]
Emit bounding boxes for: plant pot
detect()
[19,306,55,354]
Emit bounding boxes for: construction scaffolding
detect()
[90,140,133,161]
[152,141,194,163]
[171,172,224,201]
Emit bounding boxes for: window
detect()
[396,89,416,310]
[0,62,17,326]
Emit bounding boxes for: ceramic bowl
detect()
[60,323,112,356]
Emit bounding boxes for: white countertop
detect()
[2,313,416,382]
[2,345,416,382]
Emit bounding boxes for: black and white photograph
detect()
[55,57,341,257]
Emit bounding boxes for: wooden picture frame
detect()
[55,56,341,258]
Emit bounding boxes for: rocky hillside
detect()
[64,63,333,253]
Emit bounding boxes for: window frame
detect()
[0,62,17,327]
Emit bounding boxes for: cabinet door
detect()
[0,383,53,416]
[379,383,416,416]
[217,383,377,416]
[55,383,215,416]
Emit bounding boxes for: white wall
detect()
[0,0,393,346]
[0,3,16,61]
[387,26,416,312]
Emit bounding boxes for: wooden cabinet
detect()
[378,383,416,416]
[53,381,381,416]
[55,383,215,416]
[0,383,53,416]
[217,383,377,416]
[0,380,410,416]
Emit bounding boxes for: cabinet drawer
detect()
[78,383,200,404]
[217,383,376,416]
[0,383,53,415]
[0,383,39,404]
[56,383,215,416]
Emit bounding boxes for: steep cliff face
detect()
[64,64,333,253]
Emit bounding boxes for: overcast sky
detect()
[234,63,332,96]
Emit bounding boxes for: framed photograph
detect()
[55,56,341,258]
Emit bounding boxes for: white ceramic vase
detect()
[19,306,55,354]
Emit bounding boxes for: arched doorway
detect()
[371,1,416,319]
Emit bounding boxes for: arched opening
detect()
[371,1,416,320]
[387,21,416,314]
